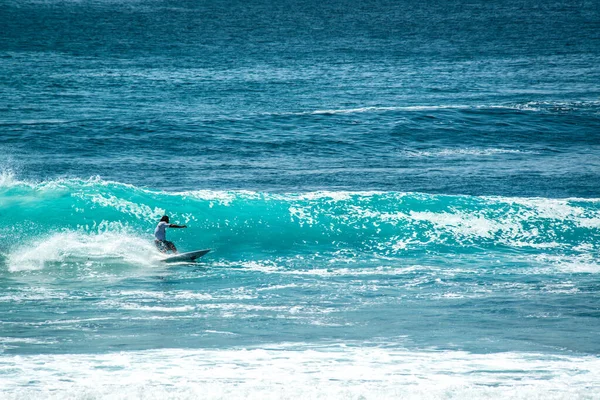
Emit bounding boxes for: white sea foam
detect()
[117,290,215,301]
[0,346,598,399]
[499,100,600,112]
[532,254,600,274]
[121,304,196,313]
[255,283,300,291]
[0,337,57,345]
[304,105,470,115]
[237,260,472,279]
[182,190,387,205]
[498,197,587,220]
[0,169,26,188]
[182,190,251,205]
[402,148,534,158]
[410,210,506,239]
[289,101,600,116]
[73,192,164,222]
[5,230,159,272]
[203,330,238,336]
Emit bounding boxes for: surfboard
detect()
[161,249,211,263]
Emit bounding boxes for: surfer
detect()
[154,215,187,254]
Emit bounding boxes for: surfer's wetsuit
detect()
[154,216,187,253]
[154,220,177,253]
[155,239,176,253]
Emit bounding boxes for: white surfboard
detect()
[161,249,211,263]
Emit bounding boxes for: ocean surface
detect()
[2,0,600,398]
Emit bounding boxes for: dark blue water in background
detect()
[2,1,600,398]
[2,0,600,195]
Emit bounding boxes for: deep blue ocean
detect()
[1,0,600,398]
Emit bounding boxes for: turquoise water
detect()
[2,0,600,398]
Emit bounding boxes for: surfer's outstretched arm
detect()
[169,224,187,228]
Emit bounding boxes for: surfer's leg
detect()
[155,240,167,253]
[166,241,177,253]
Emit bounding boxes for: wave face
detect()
[3,175,600,266]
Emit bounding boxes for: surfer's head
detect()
[160,215,170,223]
